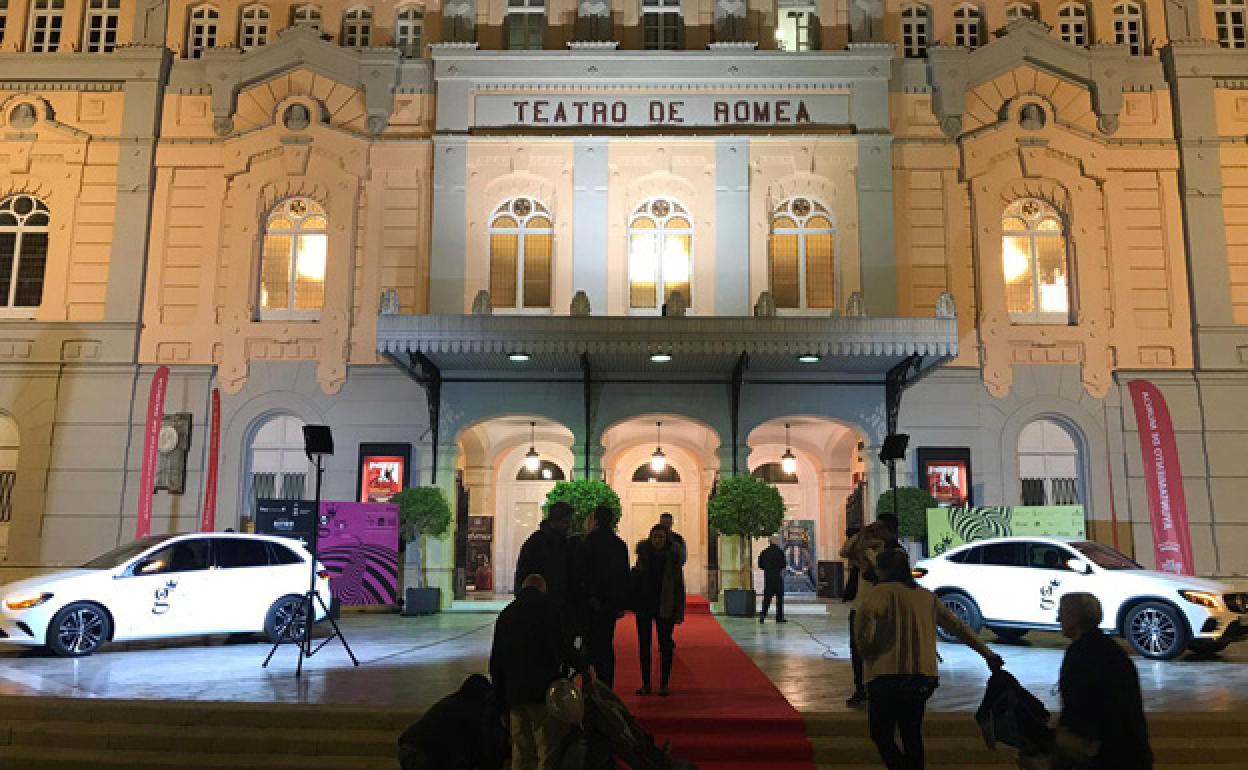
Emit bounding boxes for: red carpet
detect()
[612,597,816,770]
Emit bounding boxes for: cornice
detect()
[0,47,170,85]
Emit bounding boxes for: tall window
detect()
[1113,2,1144,54]
[900,5,928,58]
[259,198,327,320]
[83,0,120,53]
[239,4,270,50]
[342,7,372,47]
[186,5,219,58]
[1002,199,1070,324]
[775,0,816,52]
[1004,2,1033,20]
[1216,0,1247,48]
[0,415,18,525]
[1018,419,1082,506]
[248,415,310,518]
[293,4,321,30]
[0,195,50,311]
[1058,2,1088,46]
[952,3,981,48]
[642,0,681,50]
[489,197,553,311]
[629,198,691,313]
[0,1,8,47]
[769,197,835,311]
[395,5,423,56]
[27,0,63,53]
[507,0,545,50]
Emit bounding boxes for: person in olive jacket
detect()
[757,535,787,624]
[575,505,631,688]
[632,524,686,696]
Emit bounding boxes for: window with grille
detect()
[248,415,310,518]
[1002,199,1070,324]
[83,0,120,53]
[900,5,928,57]
[27,0,63,52]
[507,0,545,49]
[258,198,327,321]
[186,5,219,58]
[629,198,691,313]
[1004,2,1033,21]
[293,4,321,30]
[239,4,270,50]
[769,197,835,311]
[952,3,981,48]
[342,6,372,47]
[1113,1,1144,54]
[0,195,49,311]
[0,1,8,47]
[489,198,553,311]
[1058,2,1088,46]
[0,471,14,523]
[395,5,423,56]
[776,1,816,51]
[642,0,681,50]
[1018,419,1082,506]
[1216,0,1247,48]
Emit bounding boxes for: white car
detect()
[0,533,332,657]
[915,536,1248,660]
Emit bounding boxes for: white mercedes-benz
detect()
[0,533,331,657]
[914,536,1248,660]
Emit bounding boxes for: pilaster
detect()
[430,136,470,313]
[573,139,610,313]
[715,137,751,314]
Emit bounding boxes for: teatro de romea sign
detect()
[474,93,850,129]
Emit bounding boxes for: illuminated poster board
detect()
[357,443,412,503]
[917,447,972,507]
[926,505,1086,556]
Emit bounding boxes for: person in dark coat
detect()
[659,512,687,566]
[489,574,582,770]
[1051,593,1153,770]
[397,674,507,770]
[632,524,686,696]
[758,535,787,624]
[513,501,575,614]
[575,505,630,688]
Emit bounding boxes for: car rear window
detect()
[215,539,271,569]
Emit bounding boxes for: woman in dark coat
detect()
[632,524,686,696]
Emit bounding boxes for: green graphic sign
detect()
[926,505,1086,556]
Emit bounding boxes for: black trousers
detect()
[848,610,864,693]
[585,611,619,689]
[760,578,785,620]
[635,613,675,687]
[867,675,937,770]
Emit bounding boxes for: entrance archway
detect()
[245,414,310,521]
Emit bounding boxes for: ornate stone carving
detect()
[664,291,689,317]
[8,103,37,130]
[283,103,311,130]
[472,290,493,314]
[753,291,776,317]
[1019,103,1046,131]
[845,291,865,317]
[213,116,234,136]
[570,290,592,316]
[379,288,401,316]
[935,292,957,319]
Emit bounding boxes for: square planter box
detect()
[401,586,441,616]
[723,588,757,618]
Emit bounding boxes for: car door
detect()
[114,538,213,639]
[211,538,282,632]
[966,541,1029,622]
[1015,541,1085,626]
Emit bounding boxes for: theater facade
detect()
[1,0,1247,601]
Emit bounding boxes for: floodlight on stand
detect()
[524,421,541,473]
[781,422,798,475]
[650,421,667,473]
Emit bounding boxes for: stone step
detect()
[805,712,1248,738]
[0,745,397,770]
[809,735,1248,765]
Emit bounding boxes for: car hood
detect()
[2,569,108,599]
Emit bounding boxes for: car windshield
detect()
[1071,540,1141,570]
[81,535,176,569]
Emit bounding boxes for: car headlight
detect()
[4,592,54,610]
[1179,590,1221,609]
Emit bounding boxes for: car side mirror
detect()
[1066,558,1092,575]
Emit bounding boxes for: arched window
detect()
[258,198,327,320]
[0,414,17,525]
[1113,1,1145,54]
[1004,2,1033,21]
[752,462,798,484]
[769,197,835,311]
[1002,199,1070,324]
[342,6,372,47]
[516,460,565,481]
[642,0,681,50]
[628,198,691,313]
[632,462,681,482]
[900,5,928,58]
[1058,2,1088,46]
[1018,418,1082,506]
[27,0,64,52]
[952,3,981,48]
[84,0,121,53]
[489,197,553,311]
[186,5,219,59]
[0,195,50,310]
[776,0,817,52]
[1216,0,1247,49]
[507,0,545,49]
[247,415,310,518]
[239,4,270,50]
[395,5,423,57]
[292,4,321,30]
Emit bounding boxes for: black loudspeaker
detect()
[303,425,335,458]
[879,433,910,462]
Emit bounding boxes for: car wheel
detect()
[986,625,1029,642]
[265,594,308,644]
[1188,638,1231,656]
[937,592,983,642]
[47,602,112,658]
[1124,602,1190,660]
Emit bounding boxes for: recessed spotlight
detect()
[650,353,673,363]
[798,354,821,363]
[509,353,531,362]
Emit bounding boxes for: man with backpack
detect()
[575,505,631,688]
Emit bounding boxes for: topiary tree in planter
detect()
[391,487,452,612]
[707,474,786,616]
[543,479,622,533]
[875,486,938,543]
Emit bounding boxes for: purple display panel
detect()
[316,501,401,606]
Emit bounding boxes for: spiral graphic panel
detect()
[316,502,401,606]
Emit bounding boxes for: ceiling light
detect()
[650,353,672,363]
[509,353,531,362]
[781,423,798,475]
[524,421,541,473]
[650,421,667,472]
[798,354,821,363]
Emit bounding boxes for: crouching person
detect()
[398,673,507,770]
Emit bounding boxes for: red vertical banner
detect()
[136,366,170,539]
[1127,380,1195,575]
[200,388,221,532]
